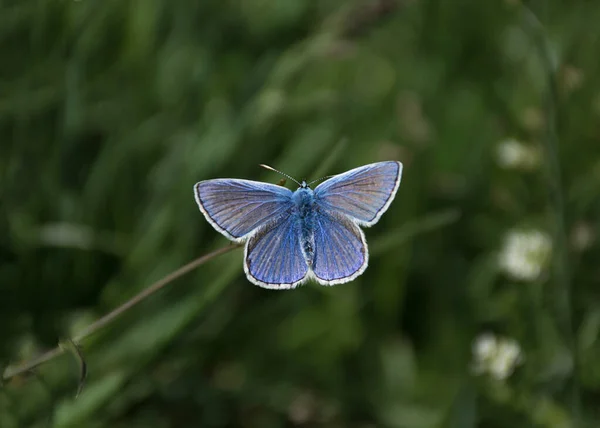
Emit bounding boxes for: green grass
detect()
[2,0,600,427]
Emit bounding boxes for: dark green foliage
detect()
[2,0,600,427]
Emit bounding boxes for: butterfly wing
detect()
[194,179,294,241]
[311,210,368,285]
[314,161,402,227]
[244,215,309,289]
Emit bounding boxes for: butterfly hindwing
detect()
[194,179,294,241]
[244,215,309,289]
[311,210,368,285]
[314,161,402,226]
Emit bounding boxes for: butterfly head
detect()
[260,164,319,190]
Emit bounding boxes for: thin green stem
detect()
[1,244,241,382]
[521,3,580,422]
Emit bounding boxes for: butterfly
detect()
[194,161,403,289]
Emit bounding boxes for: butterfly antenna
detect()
[259,164,301,187]
[307,175,333,186]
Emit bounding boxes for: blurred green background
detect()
[2,0,600,427]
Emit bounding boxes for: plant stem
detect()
[1,244,241,382]
[521,3,580,422]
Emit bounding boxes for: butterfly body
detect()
[194,161,403,289]
[291,186,317,265]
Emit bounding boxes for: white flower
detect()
[499,229,552,281]
[488,338,523,380]
[472,333,523,380]
[471,333,497,375]
[496,139,541,170]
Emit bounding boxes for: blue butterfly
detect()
[194,161,403,289]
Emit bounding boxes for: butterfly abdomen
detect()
[292,188,317,267]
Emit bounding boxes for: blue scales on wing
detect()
[194,179,294,241]
[311,210,368,285]
[314,161,402,227]
[244,215,309,288]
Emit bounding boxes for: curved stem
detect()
[521,3,580,421]
[2,243,241,382]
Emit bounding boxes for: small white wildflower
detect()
[473,334,497,361]
[488,338,523,380]
[471,333,497,375]
[472,333,523,380]
[496,139,541,170]
[499,229,552,281]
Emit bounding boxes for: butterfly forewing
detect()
[314,161,402,226]
[312,211,368,285]
[245,216,309,288]
[194,179,294,240]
